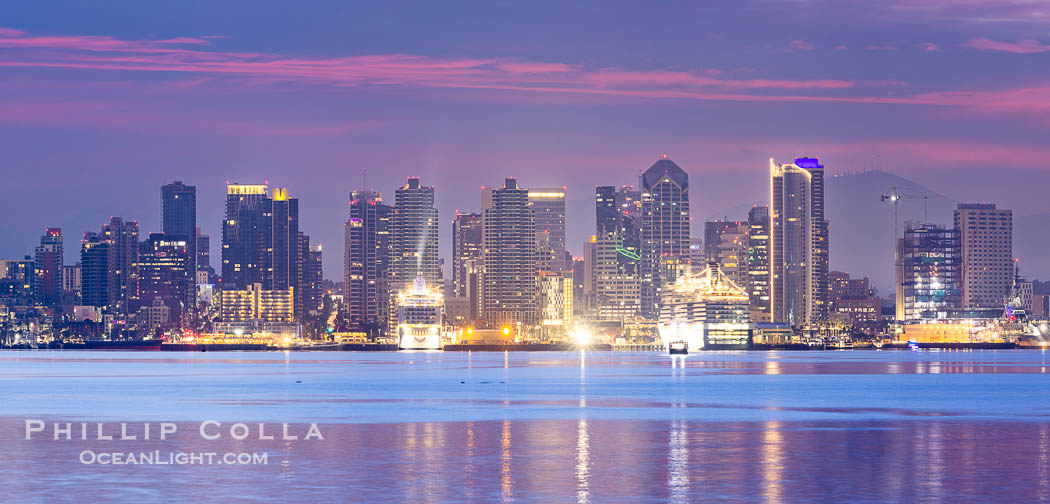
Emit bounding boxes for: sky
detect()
[2,0,1048,282]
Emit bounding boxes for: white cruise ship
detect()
[396,276,443,350]
[658,263,752,352]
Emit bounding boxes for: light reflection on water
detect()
[3,350,1050,501]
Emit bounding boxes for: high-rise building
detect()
[528,187,568,272]
[161,181,197,274]
[746,205,771,322]
[196,228,210,272]
[102,217,139,314]
[770,157,829,327]
[705,220,750,288]
[34,228,63,307]
[481,178,538,326]
[62,264,81,299]
[640,156,691,318]
[80,232,109,308]
[390,177,440,292]
[452,212,482,322]
[222,184,270,290]
[954,203,1013,309]
[300,238,323,315]
[135,233,192,324]
[571,256,586,317]
[539,270,573,332]
[593,186,643,321]
[896,223,961,321]
[261,188,300,294]
[0,256,35,300]
[344,189,392,330]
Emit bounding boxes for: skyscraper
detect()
[260,188,300,293]
[896,223,961,321]
[161,181,197,274]
[527,187,568,272]
[770,157,829,327]
[135,233,192,325]
[223,184,270,290]
[102,217,139,313]
[746,205,771,322]
[79,232,108,308]
[704,220,749,288]
[452,212,482,321]
[390,177,440,295]
[640,155,691,318]
[34,228,63,307]
[300,240,323,315]
[593,185,643,321]
[954,203,1013,309]
[344,189,392,331]
[482,178,538,326]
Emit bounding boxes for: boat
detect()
[83,339,163,350]
[396,276,443,351]
[668,341,688,355]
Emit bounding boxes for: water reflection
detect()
[4,417,1050,502]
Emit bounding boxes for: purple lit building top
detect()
[794,157,822,170]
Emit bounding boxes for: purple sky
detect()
[2,1,1048,282]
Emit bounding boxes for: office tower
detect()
[452,212,483,321]
[896,223,961,321]
[135,233,192,324]
[954,203,1013,309]
[571,256,586,317]
[390,177,441,293]
[581,237,597,317]
[300,238,323,315]
[80,232,109,307]
[34,228,63,307]
[593,186,643,321]
[689,238,705,266]
[539,270,574,331]
[770,157,829,327]
[344,189,392,330]
[260,188,300,295]
[161,181,197,274]
[704,220,749,288]
[196,228,210,271]
[528,187,568,272]
[222,183,270,290]
[101,217,139,313]
[746,205,771,322]
[640,155,691,318]
[481,178,538,326]
[63,264,81,299]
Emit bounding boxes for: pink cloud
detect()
[965,37,1050,54]
[919,42,939,52]
[834,45,849,51]
[865,44,899,51]
[786,39,815,52]
[0,27,23,37]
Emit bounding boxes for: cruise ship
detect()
[396,276,444,351]
[658,263,753,352]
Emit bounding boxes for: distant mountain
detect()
[707,170,1048,293]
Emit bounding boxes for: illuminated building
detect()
[641,156,691,319]
[101,217,139,314]
[896,223,960,321]
[452,212,482,321]
[770,157,829,327]
[135,233,192,325]
[540,270,574,332]
[747,205,771,322]
[222,183,270,290]
[0,257,35,301]
[658,263,752,351]
[954,203,1013,310]
[301,241,323,315]
[389,177,441,328]
[161,181,197,275]
[34,228,63,307]
[481,178,538,327]
[344,189,391,332]
[216,283,297,337]
[395,276,443,350]
[528,187,568,271]
[196,228,210,273]
[80,233,108,308]
[593,185,643,321]
[705,220,749,288]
